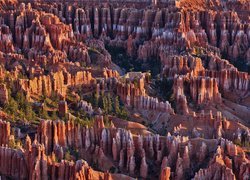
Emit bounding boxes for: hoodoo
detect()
[0,0,249,179]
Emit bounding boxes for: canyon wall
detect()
[17,69,92,98]
[0,117,248,179]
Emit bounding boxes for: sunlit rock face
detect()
[35,0,250,64]
[0,0,249,180]
[0,117,249,179]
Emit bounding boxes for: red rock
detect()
[190,76,222,104]
[0,1,249,180]
[140,156,148,178]
[160,167,171,180]
[58,101,68,118]
[0,84,8,105]
[0,120,10,146]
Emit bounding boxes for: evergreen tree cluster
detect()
[92,92,129,120]
[3,87,60,122]
[4,91,36,121]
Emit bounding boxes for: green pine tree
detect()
[39,108,49,119]
[114,96,120,114]
[25,103,36,121]
[15,92,26,110]
[93,92,99,107]
[102,96,108,113]
[4,97,18,116]
[51,111,58,120]
[107,93,113,113]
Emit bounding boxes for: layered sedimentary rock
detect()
[160,167,171,180]
[0,84,8,105]
[173,75,189,114]
[0,0,17,10]
[0,120,10,146]
[34,117,250,179]
[36,0,250,65]
[190,76,222,104]
[179,0,250,62]
[203,69,249,91]
[133,95,174,113]
[164,54,249,96]
[58,100,68,117]
[0,0,248,104]
[193,140,249,180]
[0,1,249,180]
[86,39,112,65]
[173,74,222,105]
[1,0,249,69]
[0,66,5,80]
[116,80,145,106]
[173,110,250,142]
[17,69,92,98]
[0,139,133,180]
[77,100,94,115]
[28,1,250,104]
[0,5,91,64]
[102,72,175,113]
[103,68,120,79]
[0,25,14,53]
[161,55,204,77]
[116,73,146,106]
[0,112,249,180]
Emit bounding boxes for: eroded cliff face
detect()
[0,120,10,145]
[35,0,250,64]
[0,1,249,180]
[17,68,93,98]
[0,84,8,105]
[0,117,249,180]
[25,0,249,108]
[0,0,17,10]
[0,135,134,179]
